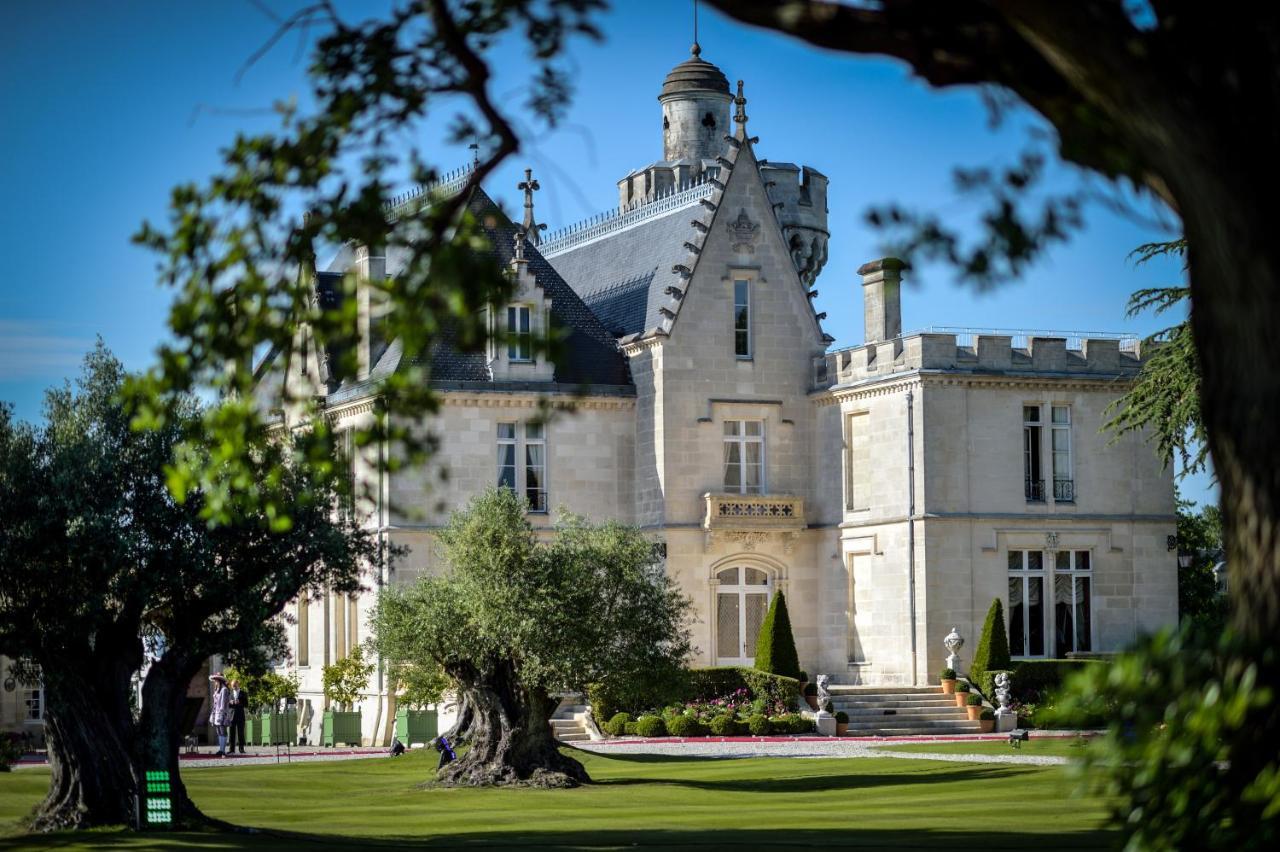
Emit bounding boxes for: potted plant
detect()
[803,681,819,710]
[322,648,373,747]
[979,708,995,733]
[966,692,983,720]
[954,681,971,707]
[940,667,957,694]
[258,672,300,746]
[835,711,849,736]
[391,662,446,747]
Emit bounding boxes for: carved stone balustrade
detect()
[702,493,806,552]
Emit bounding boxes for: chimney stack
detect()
[857,257,906,344]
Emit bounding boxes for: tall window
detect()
[1051,405,1074,501]
[845,412,870,511]
[1008,550,1046,657]
[733,279,751,357]
[507,305,532,361]
[497,422,548,512]
[23,686,43,722]
[1023,406,1043,502]
[347,596,359,654]
[297,594,310,667]
[497,423,517,491]
[715,566,771,664]
[723,420,764,494]
[524,422,547,512]
[1054,550,1091,654]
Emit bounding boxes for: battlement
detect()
[760,161,829,285]
[813,328,1144,389]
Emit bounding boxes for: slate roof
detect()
[544,196,708,338]
[316,185,631,400]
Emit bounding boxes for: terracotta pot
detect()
[979,719,995,733]
[806,695,819,711]
[836,722,849,737]
[955,692,969,708]
[966,705,982,721]
[941,679,956,695]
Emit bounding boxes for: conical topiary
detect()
[970,598,1011,691]
[754,590,802,680]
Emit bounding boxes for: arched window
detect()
[714,565,772,666]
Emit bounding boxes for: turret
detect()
[761,161,830,286]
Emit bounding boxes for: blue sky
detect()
[0,1,1213,506]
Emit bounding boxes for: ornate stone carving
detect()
[701,494,804,553]
[944,627,964,675]
[727,208,759,253]
[1045,531,1060,551]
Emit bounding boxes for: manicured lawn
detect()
[0,748,1117,849]
[872,737,1100,759]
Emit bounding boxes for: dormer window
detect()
[507,305,532,361]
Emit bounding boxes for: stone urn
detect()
[944,627,965,676]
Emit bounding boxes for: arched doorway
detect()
[713,565,773,666]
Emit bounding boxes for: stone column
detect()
[857,257,906,344]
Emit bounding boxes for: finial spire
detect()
[733,79,748,132]
[517,167,546,245]
[691,0,699,56]
[513,227,527,264]
[469,141,479,167]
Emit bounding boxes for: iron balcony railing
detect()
[1053,478,1075,502]
[1025,478,1045,502]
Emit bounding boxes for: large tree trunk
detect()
[32,664,137,831]
[138,653,208,827]
[439,660,587,788]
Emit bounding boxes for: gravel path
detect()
[576,739,1067,766]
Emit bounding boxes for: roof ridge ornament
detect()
[517,167,546,245]
[733,79,748,133]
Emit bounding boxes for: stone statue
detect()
[994,671,1015,732]
[815,674,831,708]
[944,627,964,675]
[813,674,836,737]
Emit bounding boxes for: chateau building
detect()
[261,46,1177,746]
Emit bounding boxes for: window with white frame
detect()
[1023,405,1044,502]
[507,305,532,361]
[1008,550,1046,657]
[524,422,547,512]
[1053,550,1092,654]
[496,422,547,511]
[23,685,43,722]
[733,279,751,358]
[1051,405,1074,501]
[723,420,764,494]
[497,423,517,491]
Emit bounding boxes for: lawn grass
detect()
[0,748,1117,850]
[871,737,1100,759]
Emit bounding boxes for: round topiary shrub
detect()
[634,715,667,738]
[604,712,632,737]
[623,721,638,735]
[980,708,995,721]
[667,714,704,738]
[956,681,971,693]
[709,713,737,736]
[835,710,849,723]
[940,668,957,681]
[747,713,771,735]
[966,693,983,706]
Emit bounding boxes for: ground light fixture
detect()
[136,769,174,829]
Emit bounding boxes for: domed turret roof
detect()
[659,44,730,99]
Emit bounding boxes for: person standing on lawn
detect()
[228,678,250,755]
[209,672,231,757]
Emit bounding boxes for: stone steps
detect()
[828,684,981,737]
[550,700,592,743]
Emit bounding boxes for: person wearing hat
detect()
[209,673,231,758]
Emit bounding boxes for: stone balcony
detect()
[702,493,806,553]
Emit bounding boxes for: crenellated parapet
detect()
[813,330,1144,390]
[760,161,829,285]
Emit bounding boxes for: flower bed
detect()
[600,688,813,738]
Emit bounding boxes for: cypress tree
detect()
[970,598,1011,689]
[754,591,802,680]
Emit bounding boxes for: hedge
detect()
[978,669,1014,703]
[634,715,667,738]
[1009,659,1108,703]
[747,714,771,735]
[685,666,801,709]
[970,598,1011,691]
[709,713,738,736]
[591,665,801,720]
[753,590,802,680]
[603,712,631,738]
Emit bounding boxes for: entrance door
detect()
[715,566,772,665]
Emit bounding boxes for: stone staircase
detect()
[828,685,982,737]
[550,701,593,744]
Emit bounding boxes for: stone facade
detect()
[262,48,1178,747]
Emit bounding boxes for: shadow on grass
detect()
[0,825,1120,850]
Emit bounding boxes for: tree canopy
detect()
[371,488,691,787]
[0,346,378,828]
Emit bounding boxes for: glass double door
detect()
[715,566,771,666]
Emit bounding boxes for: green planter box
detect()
[322,710,362,747]
[245,715,260,745]
[394,708,438,745]
[258,710,298,746]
